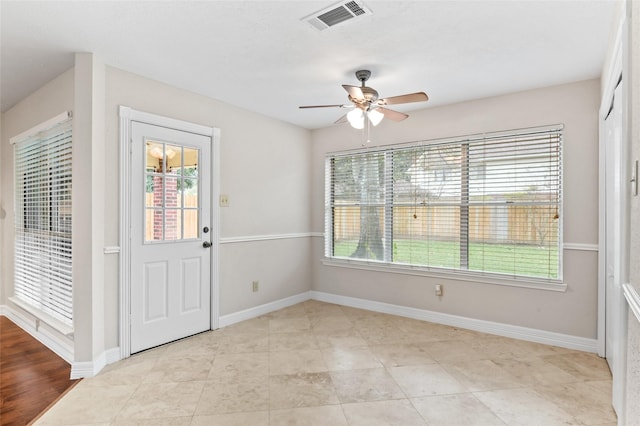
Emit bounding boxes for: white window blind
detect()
[13,114,73,326]
[326,125,563,282]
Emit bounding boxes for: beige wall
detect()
[310,79,601,339]
[0,68,75,307]
[0,62,313,362]
[103,67,313,348]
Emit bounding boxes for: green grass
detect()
[333,239,558,279]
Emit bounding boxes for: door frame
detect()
[118,106,220,359]
[597,11,629,418]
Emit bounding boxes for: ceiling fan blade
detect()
[378,92,429,106]
[299,104,348,109]
[378,107,409,122]
[342,84,364,100]
[334,114,348,125]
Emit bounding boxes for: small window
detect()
[144,141,200,241]
[325,125,563,282]
[13,114,73,325]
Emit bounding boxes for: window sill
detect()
[321,258,567,292]
[9,297,74,336]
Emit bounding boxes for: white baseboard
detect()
[219,291,313,327]
[310,291,599,353]
[3,287,599,381]
[71,347,121,379]
[0,304,75,363]
[2,303,121,379]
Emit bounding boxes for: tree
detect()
[350,153,385,260]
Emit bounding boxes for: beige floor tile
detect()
[534,380,617,425]
[220,317,269,334]
[269,330,319,351]
[270,349,328,375]
[321,346,382,371]
[191,411,269,426]
[339,305,379,319]
[441,359,525,391]
[34,301,616,426]
[473,388,578,426]
[310,315,354,331]
[116,381,204,420]
[85,355,157,386]
[127,344,170,360]
[356,324,415,345]
[468,336,561,360]
[369,343,436,367]
[143,355,213,383]
[492,356,581,386]
[394,319,464,342]
[195,374,269,415]
[35,384,138,424]
[419,339,488,363]
[270,405,348,426]
[264,304,308,319]
[111,417,192,425]
[208,352,268,379]
[542,352,613,381]
[388,364,468,397]
[330,368,405,403]
[341,399,426,425]
[269,372,340,409]
[313,328,368,349]
[304,301,345,317]
[160,334,219,359]
[216,332,269,354]
[269,316,311,333]
[411,393,506,426]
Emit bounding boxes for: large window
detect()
[325,125,562,282]
[13,113,73,326]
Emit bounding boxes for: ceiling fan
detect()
[299,70,429,129]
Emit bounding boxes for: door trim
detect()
[597,11,629,419]
[118,106,220,359]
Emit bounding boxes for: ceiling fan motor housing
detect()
[355,69,371,82]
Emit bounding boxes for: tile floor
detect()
[35,301,616,425]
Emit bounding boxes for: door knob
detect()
[202,241,212,248]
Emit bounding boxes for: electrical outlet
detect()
[435,284,443,296]
[252,280,259,292]
[220,194,229,207]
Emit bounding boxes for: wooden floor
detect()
[0,316,78,426]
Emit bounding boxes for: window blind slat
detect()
[13,118,73,326]
[326,126,562,281]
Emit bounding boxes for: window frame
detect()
[11,112,74,332]
[324,124,565,291]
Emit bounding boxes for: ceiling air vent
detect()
[302,0,372,31]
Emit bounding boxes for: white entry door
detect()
[130,121,212,353]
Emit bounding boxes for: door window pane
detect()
[144,140,200,243]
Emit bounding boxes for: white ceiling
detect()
[1,0,619,130]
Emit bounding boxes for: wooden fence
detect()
[145,194,198,240]
[333,204,557,246]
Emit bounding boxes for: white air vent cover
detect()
[302,0,372,31]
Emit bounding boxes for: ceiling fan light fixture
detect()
[367,108,384,126]
[347,108,365,129]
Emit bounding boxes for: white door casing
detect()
[119,107,220,358]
